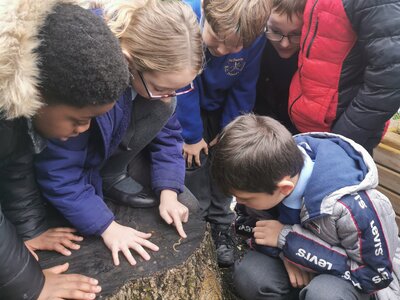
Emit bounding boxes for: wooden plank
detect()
[374,144,400,173]
[377,164,400,194]
[377,186,400,215]
[381,131,400,150]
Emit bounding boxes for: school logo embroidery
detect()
[224,58,246,76]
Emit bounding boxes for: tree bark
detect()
[39,202,223,299]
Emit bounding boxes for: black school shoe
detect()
[104,175,158,208]
[211,223,235,267]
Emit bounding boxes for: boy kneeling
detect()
[211,114,400,300]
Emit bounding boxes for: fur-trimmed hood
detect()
[0,0,76,119]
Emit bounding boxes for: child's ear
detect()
[276,176,295,196]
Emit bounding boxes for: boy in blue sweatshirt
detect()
[211,114,400,300]
[178,0,270,266]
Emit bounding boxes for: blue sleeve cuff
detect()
[184,135,204,145]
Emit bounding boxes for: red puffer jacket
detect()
[289,0,400,152]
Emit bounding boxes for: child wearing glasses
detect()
[178,0,270,267]
[238,0,307,270]
[254,0,306,134]
[211,114,400,300]
[35,0,203,267]
[289,0,400,154]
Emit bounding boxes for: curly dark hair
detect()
[37,4,129,107]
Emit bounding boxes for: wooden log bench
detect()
[374,130,400,231]
[38,202,223,299]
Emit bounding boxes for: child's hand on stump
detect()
[159,189,189,238]
[38,263,101,300]
[25,227,83,257]
[101,221,159,266]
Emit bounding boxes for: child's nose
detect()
[280,37,290,48]
[76,122,91,134]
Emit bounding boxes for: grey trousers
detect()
[185,152,234,225]
[101,96,175,191]
[184,108,234,226]
[234,250,372,300]
[127,150,199,213]
[100,96,199,212]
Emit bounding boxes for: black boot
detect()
[104,175,158,208]
[211,224,235,267]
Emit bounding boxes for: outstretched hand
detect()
[101,221,159,266]
[159,189,189,238]
[25,227,83,257]
[38,263,101,300]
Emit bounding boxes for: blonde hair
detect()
[203,0,271,48]
[84,0,203,74]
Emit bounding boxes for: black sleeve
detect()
[0,204,45,300]
[333,0,400,150]
[0,120,48,240]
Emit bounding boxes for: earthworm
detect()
[173,238,183,252]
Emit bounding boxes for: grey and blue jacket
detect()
[277,133,400,298]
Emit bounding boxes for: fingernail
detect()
[95,286,102,292]
[88,293,96,299]
[90,279,98,285]
[65,251,72,256]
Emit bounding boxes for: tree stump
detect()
[39,202,223,299]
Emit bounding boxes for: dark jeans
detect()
[234,250,372,300]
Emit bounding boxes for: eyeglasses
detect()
[265,30,301,44]
[137,71,194,100]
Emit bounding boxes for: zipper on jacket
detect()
[289,93,302,121]
[306,18,319,58]
[301,0,319,54]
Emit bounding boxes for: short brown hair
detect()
[272,0,306,21]
[211,114,304,195]
[203,0,271,48]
